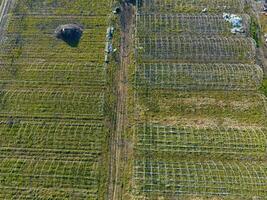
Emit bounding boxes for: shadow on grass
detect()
[55,24,83,47]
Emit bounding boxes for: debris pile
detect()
[106,26,115,40]
[223,13,244,34]
[55,24,84,46]
[105,26,116,63]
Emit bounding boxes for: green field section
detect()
[0,89,104,119]
[0,0,114,199]
[135,91,267,128]
[135,124,266,160]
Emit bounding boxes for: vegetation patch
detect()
[260,76,267,97]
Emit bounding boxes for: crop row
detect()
[0,89,105,119]
[13,0,112,16]
[137,36,256,63]
[0,123,107,161]
[135,124,266,160]
[0,62,106,88]
[134,161,267,198]
[136,14,249,37]
[137,0,245,14]
[135,63,263,91]
[0,187,93,200]
[0,119,106,152]
[0,158,100,197]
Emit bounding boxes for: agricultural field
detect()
[0,0,266,199]
[0,0,116,199]
[126,0,267,199]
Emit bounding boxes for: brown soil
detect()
[108,2,134,200]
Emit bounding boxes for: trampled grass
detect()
[135,90,267,128]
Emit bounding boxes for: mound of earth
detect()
[55,24,84,47]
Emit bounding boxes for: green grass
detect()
[249,16,261,47]
[135,90,267,128]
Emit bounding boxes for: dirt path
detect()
[0,0,14,38]
[108,2,134,200]
[251,0,267,73]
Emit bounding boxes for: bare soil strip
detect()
[108,2,134,200]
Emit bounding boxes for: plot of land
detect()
[127,0,267,199]
[0,0,113,199]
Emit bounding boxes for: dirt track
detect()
[109,2,134,200]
